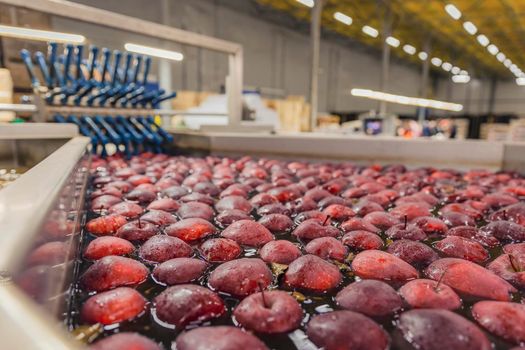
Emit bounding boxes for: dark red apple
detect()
[342,230,383,251]
[233,290,302,333]
[387,240,438,268]
[89,333,161,350]
[177,202,215,221]
[84,236,134,260]
[398,279,461,310]
[305,237,348,262]
[152,258,207,285]
[397,309,491,350]
[208,258,272,297]
[292,219,339,241]
[175,326,268,350]
[434,236,489,263]
[283,254,342,292]
[108,202,143,218]
[340,218,380,234]
[199,238,241,262]
[86,215,128,236]
[81,287,146,325]
[258,214,293,233]
[161,186,189,200]
[154,284,225,327]
[472,301,525,345]
[165,218,216,242]
[426,258,516,301]
[146,198,180,212]
[480,221,525,242]
[307,311,389,350]
[351,250,419,284]
[116,220,159,242]
[335,279,402,317]
[250,193,279,208]
[363,212,400,230]
[91,195,122,211]
[215,195,252,213]
[259,240,301,264]
[215,209,252,228]
[81,256,148,292]
[140,210,177,226]
[220,220,274,247]
[125,189,156,204]
[257,203,291,216]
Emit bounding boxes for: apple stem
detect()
[138,217,142,229]
[434,269,447,292]
[509,254,521,272]
[503,210,508,220]
[258,282,269,308]
[323,215,331,226]
[404,215,408,229]
[99,205,105,216]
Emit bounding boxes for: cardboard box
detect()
[0,69,15,122]
[171,91,217,111]
[267,96,311,132]
[0,5,51,90]
[171,91,199,111]
[480,123,509,142]
[0,5,51,29]
[509,119,525,142]
[5,61,34,89]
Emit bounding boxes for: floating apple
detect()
[154,284,225,327]
[208,258,272,297]
[81,287,146,325]
[307,311,389,350]
[89,332,161,350]
[233,290,302,333]
[175,326,269,350]
[335,279,402,317]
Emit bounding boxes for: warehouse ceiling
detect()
[256,0,525,80]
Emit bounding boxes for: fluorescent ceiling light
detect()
[504,59,512,68]
[403,44,416,55]
[487,44,498,55]
[445,4,462,20]
[386,36,400,47]
[496,52,506,62]
[334,11,352,25]
[350,88,463,112]
[296,0,314,7]
[476,34,489,47]
[463,21,477,35]
[124,43,183,61]
[362,25,379,38]
[418,52,428,60]
[442,62,453,71]
[0,24,85,43]
[510,64,517,71]
[451,66,461,75]
[516,77,525,86]
[431,57,442,66]
[452,75,470,83]
[460,70,468,75]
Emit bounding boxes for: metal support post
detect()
[379,6,392,116]
[418,39,431,123]
[309,0,323,131]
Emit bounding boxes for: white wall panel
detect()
[51,0,523,116]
